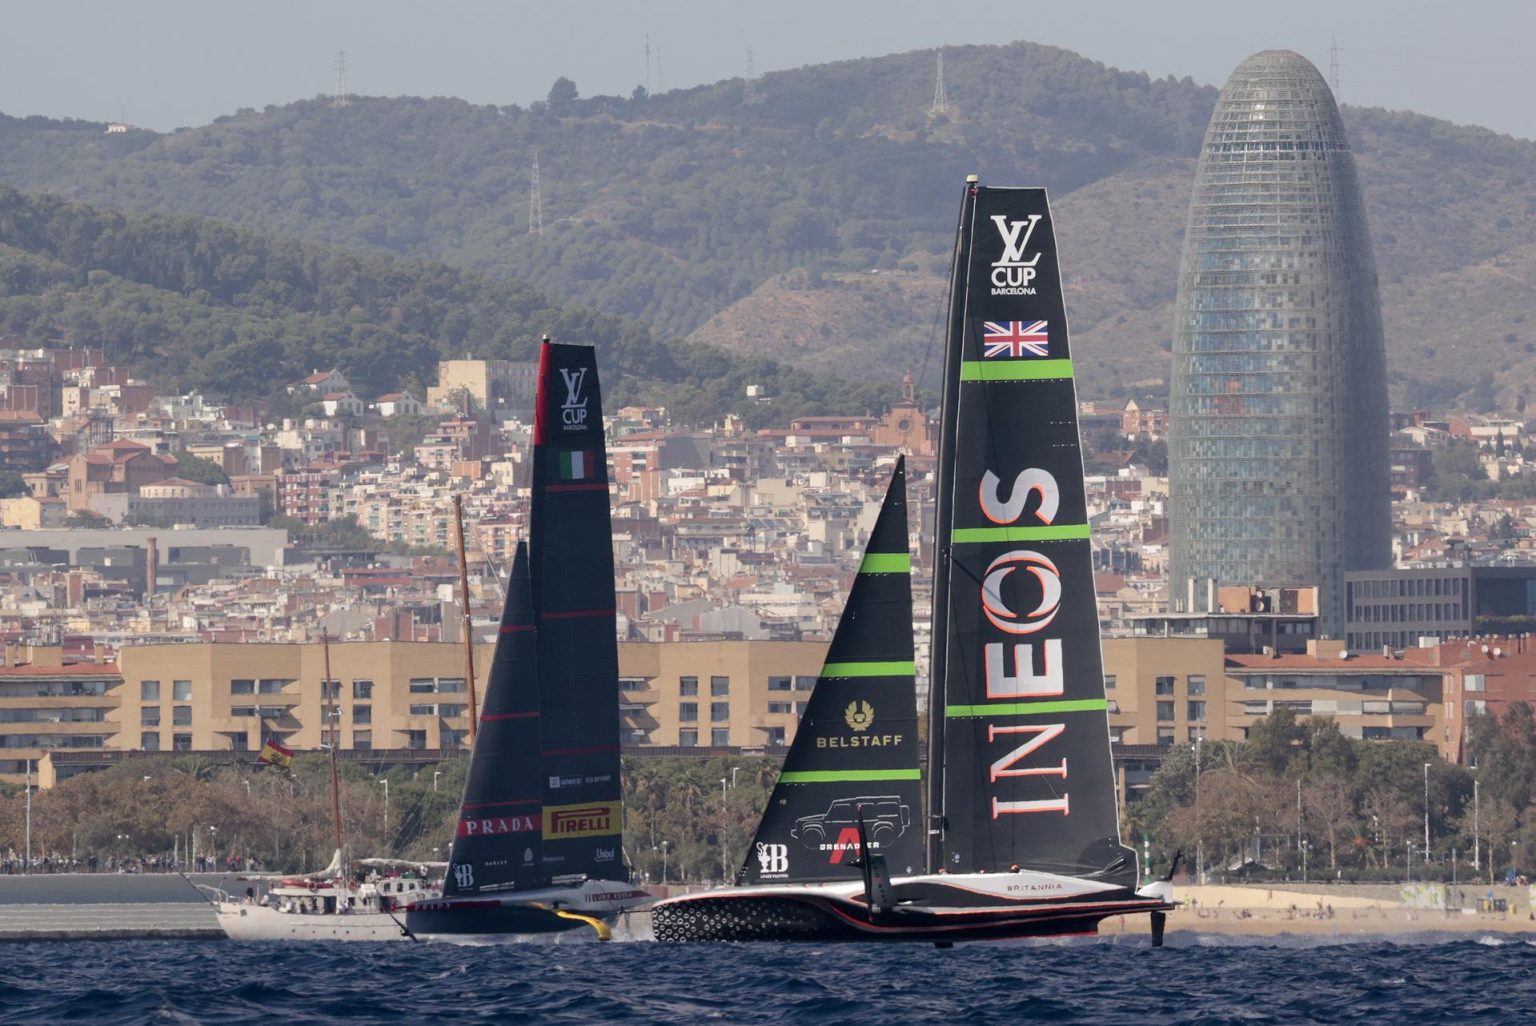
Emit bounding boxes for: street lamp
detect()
[655,840,671,884]
[379,778,390,830]
[1423,762,1432,864]
[433,770,442,793]
[208,825,217,867]
[731,766,741,789]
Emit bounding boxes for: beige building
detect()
[1104,636,1232,748]
[10,638,833,786]
[617,640,828,748]
[427,359,538,419]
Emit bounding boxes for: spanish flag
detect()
[257,736,294,768]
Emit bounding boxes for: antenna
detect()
[645,33,652,95]
[334,48,350,108]
[744,47,756,103]
[1328,33,1341,101]
[529,150,544,238]
[931,48,948,114]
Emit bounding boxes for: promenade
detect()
[0,874,222,940]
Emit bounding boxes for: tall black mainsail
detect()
[928,185,1134,882]
[738,458,923,885]
[443,541,543,896]
[528,341,627,882]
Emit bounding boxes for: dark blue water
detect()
[1,936,1531,1025]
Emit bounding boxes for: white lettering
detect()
[979,468,1058,525]
[988,723,1069,783]
[985,639,1064,698]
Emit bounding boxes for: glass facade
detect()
[1169,50,1389,637]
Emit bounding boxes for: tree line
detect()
[1129,705,1536,885]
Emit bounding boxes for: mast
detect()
[453,495,480,743]
[321,628,342,864]
[926,175,979,872]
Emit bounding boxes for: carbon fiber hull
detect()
[652,887,1172,943]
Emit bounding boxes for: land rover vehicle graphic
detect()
[790,795,910,851]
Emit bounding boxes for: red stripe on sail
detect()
[540,608,616,620]
[498,624,535,634]
[545,482,609,493]
[532,341,552,446]
[543,744,621,756]
[481,711,539,721]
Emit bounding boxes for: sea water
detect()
[2,935,1532,1025]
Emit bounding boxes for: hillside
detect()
[3,41,1536,407]
[0,186,900,423]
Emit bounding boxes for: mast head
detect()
[541,333,552,343]
[965,174,979,184]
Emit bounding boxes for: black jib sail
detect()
[528,341,627,882]
[927,185,1135,883]
[739,458,923,885]
[443,541,543,896]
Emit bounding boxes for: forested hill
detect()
[4,40,1536,408]
[0,186,900,423]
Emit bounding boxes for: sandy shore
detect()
[1138,884,1536,941]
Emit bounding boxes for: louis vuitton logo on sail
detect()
[990,214,1042,295]
[558,366,589,431]
[975,466,1070,817]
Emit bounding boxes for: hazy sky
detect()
[4,0,1533,139]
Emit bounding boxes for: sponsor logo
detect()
[989,213,1042,295]
[982,321,1049,359]
[549,773,612,789]
[844,700,874,732]
[558,366,589,432]
[523,848,534,865]
[544,801,620,838]
[594,846,617,862]
[790,796,911,859]
[457,814,539,838]
[973,465,1072,817]
[816,732,904,749]
[452,863,474,889]
[756,843,790,876]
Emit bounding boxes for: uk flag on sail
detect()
[982,321,1049,358]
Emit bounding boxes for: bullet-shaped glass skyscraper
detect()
[1168,50,1389,636]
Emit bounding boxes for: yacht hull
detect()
[404,880,650,938]
[652,873,1173,944]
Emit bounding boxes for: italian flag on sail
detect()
[556,449,597,481]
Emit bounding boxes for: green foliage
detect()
[0,186,899,424]
[0,469,28,497]
[1130,711,1479,881]
[174,451,230,485]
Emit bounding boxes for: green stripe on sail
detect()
[778,769,922,784]
[820,660,916,678]
[858,552,910,574]
[946,698,1109,718]
[960,359,1074,382]
[951,524,1091,544]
